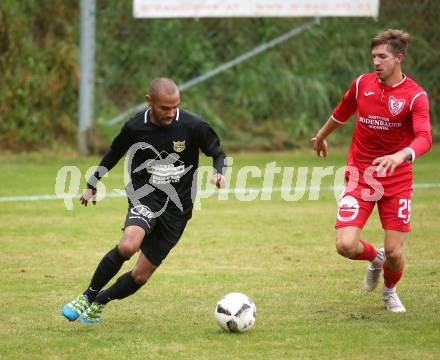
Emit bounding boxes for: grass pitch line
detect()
[1,183,439,203]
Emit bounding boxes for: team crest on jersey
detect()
[173,140,186,153]
[388,96,405,116]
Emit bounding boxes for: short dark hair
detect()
[148,78,179,100]
[371,29,410,57]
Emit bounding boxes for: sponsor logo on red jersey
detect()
[359,115,401,130]
[337,195,359,222]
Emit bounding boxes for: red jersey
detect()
[332,73,432,193]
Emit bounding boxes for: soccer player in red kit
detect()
[312,29,432,312]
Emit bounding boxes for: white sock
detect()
[383,286,396,294]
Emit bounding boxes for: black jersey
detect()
[90,108,226,218]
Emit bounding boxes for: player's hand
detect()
[311,136,328,158]
[210,173,226,189]
[80,188,97,207]
[372,150,410,176]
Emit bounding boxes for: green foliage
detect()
[0,0,79,150]
[1,0,439,150]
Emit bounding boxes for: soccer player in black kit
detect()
[62,78,226,324]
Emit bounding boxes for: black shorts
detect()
[124,203,188,267]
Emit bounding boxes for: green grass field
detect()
[1,146,439,359]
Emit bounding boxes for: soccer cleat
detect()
[364,248,385,292]
[79,302,106,324]
[382,287,406,313]
[61,294,91,321]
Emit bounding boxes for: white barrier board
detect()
[133,0,379,18]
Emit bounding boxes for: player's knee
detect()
[118,229,143,258]
[336,242,355,257]
[384,247,403,264]
[118,244,135,259]
[335,236,357,258]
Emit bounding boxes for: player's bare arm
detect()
[312,116,342,157]
[372,148,412,176]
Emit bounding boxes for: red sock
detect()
[383,264,403,288]
[352,240,377,261]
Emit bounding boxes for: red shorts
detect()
[335,182,412,232]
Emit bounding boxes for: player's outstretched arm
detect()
[79,146,126,207]
[196,120,227,188]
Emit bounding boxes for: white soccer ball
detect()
[214,292,256,333]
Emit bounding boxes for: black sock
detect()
[94,272,143,305]
[83,246,127,302]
